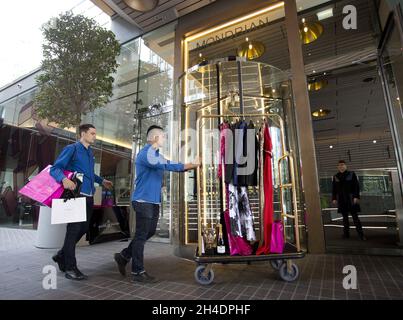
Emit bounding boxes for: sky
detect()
[0,0,111,88]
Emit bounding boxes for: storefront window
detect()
[132,21,177,241]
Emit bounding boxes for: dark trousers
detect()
[57,197,94,270]
[121,201,159,274]
[342,207,364,237]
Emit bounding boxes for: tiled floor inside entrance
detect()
[0,228,402,300]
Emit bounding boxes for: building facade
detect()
[0,0,402,256]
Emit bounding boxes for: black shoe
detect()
[343,234,350,239]
[52,254,65,272]
[65,268,85,281]
[114,253,128,276]
[73,267,88,280]
[359,235,367,241]
[131,271,157,283]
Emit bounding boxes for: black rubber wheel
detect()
[194,265,214,285]
[279,262,299,282]
[270,259,284,271]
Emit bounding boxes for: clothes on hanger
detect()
[256,122,274,255]
[228,184,256,241]
[222,120,259,187]
[218,121,230,180]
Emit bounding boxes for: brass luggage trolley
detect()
[193,113,305,285]
[180,60,306,284]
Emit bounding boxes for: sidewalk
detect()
[0,228,402,300]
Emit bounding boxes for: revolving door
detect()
[172,60,306,259]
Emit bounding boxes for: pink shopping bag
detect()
[270,220,285,254]
[19,165,73,207]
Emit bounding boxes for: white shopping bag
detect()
[51,197,87,224]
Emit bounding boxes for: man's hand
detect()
[193,156,202,167]
[62,178,76,191]
[184,156,202,171]
[332,200,337,206]
[102,179,113,190]
[353,198,360,204]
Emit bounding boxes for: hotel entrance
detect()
[170,0,403,256]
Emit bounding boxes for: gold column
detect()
[284,0,325,253]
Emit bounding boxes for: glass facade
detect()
[0,22,177,241]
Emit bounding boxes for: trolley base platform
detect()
[193,243,305,285]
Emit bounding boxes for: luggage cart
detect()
[193,113,305,285]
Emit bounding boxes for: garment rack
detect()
[196,113,301,257]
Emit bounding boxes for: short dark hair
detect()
[146,125,163,136]
[79,124,96,136]
[338,160,346,164]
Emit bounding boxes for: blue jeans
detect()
[121,201,159,274]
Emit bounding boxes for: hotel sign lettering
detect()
[188,8,284,51]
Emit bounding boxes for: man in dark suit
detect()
[332,160,366,240]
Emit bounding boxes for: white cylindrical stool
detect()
[35,206,67,249]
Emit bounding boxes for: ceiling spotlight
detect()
[373,140,377,144]
[123,0,159,12]
[308,79,328,91]
[237,40,265,60]
[330,145,333,149]
[312,108,331,118]
[299,19,324,44]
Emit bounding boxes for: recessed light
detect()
[397,97,400,101]
[363,77,375,83]
[330,145,333,149]
[317,8,334,21]
[373,140,377,144]
[313,70,316,74]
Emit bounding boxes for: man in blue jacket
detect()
[50,124,113,280]
[114,125,201,283]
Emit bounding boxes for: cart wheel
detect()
[279,262,299,282]
[270,259,284,271]
[194,265,214,285]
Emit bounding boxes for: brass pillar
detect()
[284,0,325,253]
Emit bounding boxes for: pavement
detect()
[0,227,403,300]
